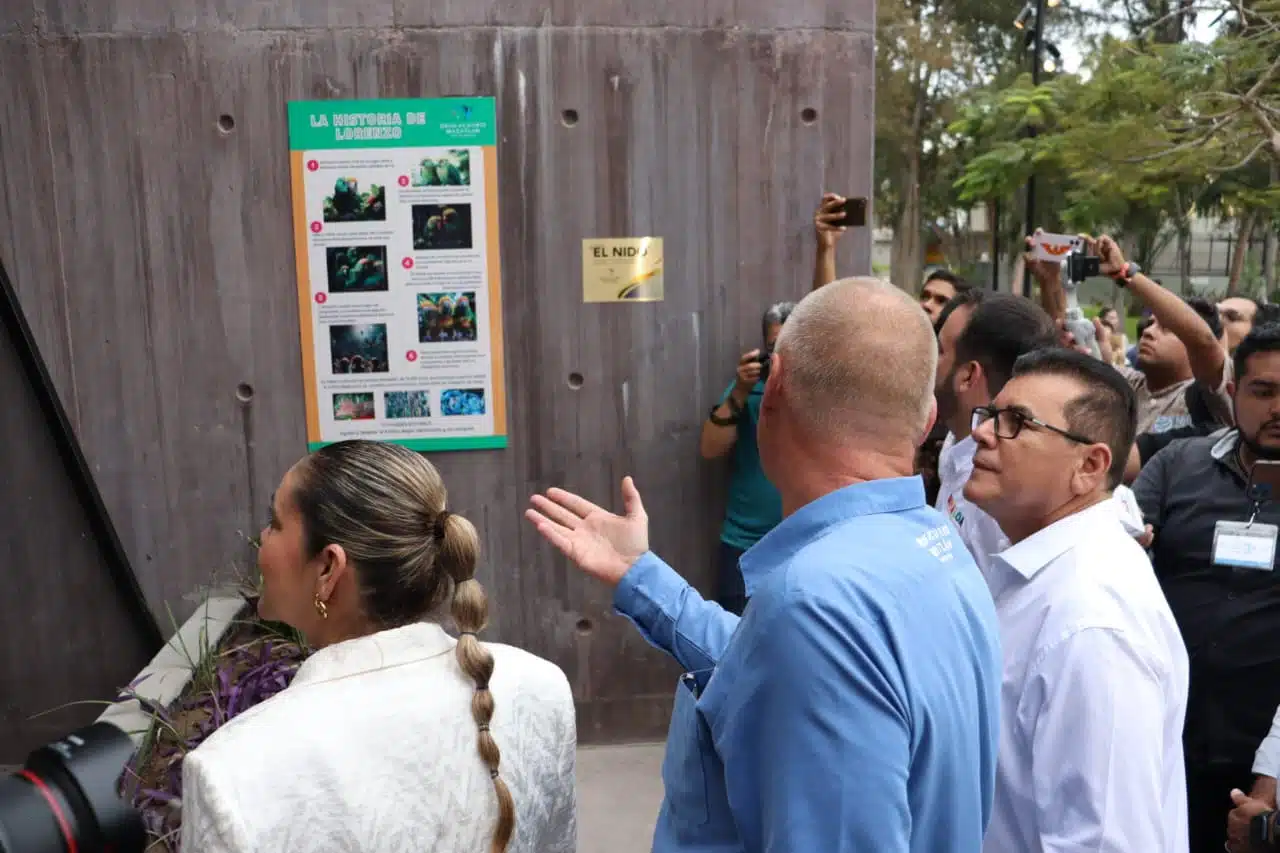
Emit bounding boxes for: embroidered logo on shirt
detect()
[947,494,965,526]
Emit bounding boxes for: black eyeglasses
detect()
[971,405,1096,445]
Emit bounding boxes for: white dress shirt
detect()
[982,501,1190,853]
[1253,706,1280,778]
[936,432,1009,580]
[181,622,577,853]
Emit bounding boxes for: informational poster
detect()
[582,238,665,302]
[287,97,507,452]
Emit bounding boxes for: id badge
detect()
[1212,520,1279,571]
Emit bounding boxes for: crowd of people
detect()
[169,191,1280,853]
[679,193,1280,853]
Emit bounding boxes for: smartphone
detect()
[756,347,773,382]
[1248,460,1280,503]
[838,197,868,228]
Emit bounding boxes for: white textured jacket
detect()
[180,621,577,853]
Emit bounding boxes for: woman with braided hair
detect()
[180,440,576,853]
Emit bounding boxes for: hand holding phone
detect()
[838,197,868,227]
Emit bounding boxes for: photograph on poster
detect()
[333,393,375,421]
[325,246,389,293]
[329,323,389,374]
[417,292,478,343]
[440,388,486,416]
[412,204,473,251]
[385,390,432,419]
[323,178,386,223]
[412,150,471,187]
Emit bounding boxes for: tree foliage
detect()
[947,0,1280,284]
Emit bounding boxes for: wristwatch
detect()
[1251,808,1276,848]
[708,397,743,427]
[1112,261,1141,287]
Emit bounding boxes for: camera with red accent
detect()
[0,723,144,853]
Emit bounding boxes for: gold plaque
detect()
[582,238,664,303]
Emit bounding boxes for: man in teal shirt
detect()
[698,302,793,614]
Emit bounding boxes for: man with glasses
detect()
[964,348,1190,853]
[931,290,1058,577]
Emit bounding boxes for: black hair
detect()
[934,287,985,335]
[953,294,1059,395]
[1185,295,1223,340]
[1255,303,1280,327]
[1234,322,1280,383]
[1011,347,1138,490]
[924,269,972,294]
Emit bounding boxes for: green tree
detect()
[875,0,1027,289]
[950,0,1280,291]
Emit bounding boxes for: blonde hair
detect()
[775,276,937,444]
[293,440,515,852]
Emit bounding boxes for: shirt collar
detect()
[291,621,456,688]
[995,500,1118,581]
[1211,428,1249,479]
[939,433,976,479]
[740,476,926,595]
[1212,427,1240,461]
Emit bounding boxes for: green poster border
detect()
[287,97,497,150]
[308,435,509,453]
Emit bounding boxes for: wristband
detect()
[1112,261,1141,287]
[708,402,740,427]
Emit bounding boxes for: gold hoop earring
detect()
[314,594,328,620]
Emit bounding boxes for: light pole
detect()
[1020,0,1049,296]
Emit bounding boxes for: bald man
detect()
[526,278,1002,853]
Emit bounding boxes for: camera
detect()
[0,723,145,853]
[756,344,774,383]
[1066,250,1101,284]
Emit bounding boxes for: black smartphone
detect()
[756,346,773,382]
[838,197,868,227]
[1066,252,1101,283]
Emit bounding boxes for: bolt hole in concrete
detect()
[576,618,593,634]
[568,372,585,389]
[800,107,818,125]
[561,108,579,127]
[217,114,236,134]
[235,382,255,403]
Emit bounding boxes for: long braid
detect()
[438,511,515,853]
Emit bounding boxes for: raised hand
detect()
[1096,235,1128,279]
[1023,229,1062,284]
[525,477,650,586]
[814,193,849,249]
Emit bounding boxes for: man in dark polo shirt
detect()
[1134,322,1280,851]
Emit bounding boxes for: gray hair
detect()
[762,301,796,338]
[775,278,937,444]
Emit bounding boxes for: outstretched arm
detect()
[526,478,739,672]
[612,554,741,672]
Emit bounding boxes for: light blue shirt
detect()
[613,476,1002,853]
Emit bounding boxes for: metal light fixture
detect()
[1047,0,1061,7]
[1043,42,1062,73]
[1014,4,1034,28]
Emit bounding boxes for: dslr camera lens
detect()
[0,723,145,853]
